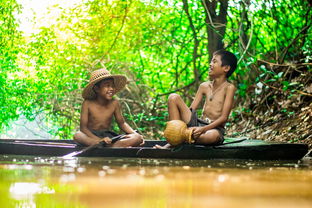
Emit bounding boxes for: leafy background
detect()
[0,0,311,147]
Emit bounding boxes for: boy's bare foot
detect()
[153,143,171,149]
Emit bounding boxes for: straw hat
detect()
[82,67,128,100]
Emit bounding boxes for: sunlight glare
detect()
[9,182,55,200]
[16,0,83,35]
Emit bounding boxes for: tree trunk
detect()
[202,0,229,59]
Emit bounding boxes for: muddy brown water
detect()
[0,155,311,208]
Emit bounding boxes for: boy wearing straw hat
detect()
[74,68,144,147]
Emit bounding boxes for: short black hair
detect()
[213,50,237,78]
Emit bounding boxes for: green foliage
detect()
[0,0,22,131]
[0,0,311,139]
[226,0,311,100]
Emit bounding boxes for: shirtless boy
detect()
[156,50,237,148]
[74,68,144,147]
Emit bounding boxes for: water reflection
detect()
[10,182,55,199]
[0,155,311,208]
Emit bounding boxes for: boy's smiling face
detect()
[209,54,229,79]
[95,79,115,100]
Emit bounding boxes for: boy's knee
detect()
[116,134,143,147]
[199,130,221,144]
[168,93,181,102]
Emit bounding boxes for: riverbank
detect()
[228,93,312,151]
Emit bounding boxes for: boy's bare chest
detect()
[203,86,227,104]
[202,85,227,119]
[88,103,115,118]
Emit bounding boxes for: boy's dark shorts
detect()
[75,130,120,147]
[91,129,119,138]
[187,108,225,145]
[87,129,123,147]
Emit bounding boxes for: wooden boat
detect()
[0,138,308,160]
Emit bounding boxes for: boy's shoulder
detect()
[199,81,212,88]
[198,80,236,92]
[83,99,96,105]
[225,81,236,91]
[201,80,236,88]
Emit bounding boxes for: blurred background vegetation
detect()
[0,0,311,145]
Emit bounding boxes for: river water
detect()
[0,155,311,208]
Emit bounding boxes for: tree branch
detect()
[91,1,130,68]
[279,24,311,63]
[182,0,200,84]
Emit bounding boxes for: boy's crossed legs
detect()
[74,131,143,147]
[165,93,222,145]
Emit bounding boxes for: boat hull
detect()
[0,139,308,160]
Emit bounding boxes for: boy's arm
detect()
[190,83,205,110]
[193,84,236,137]
[114,100,137,134]
[80,101,102,140]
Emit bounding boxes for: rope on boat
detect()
[136,148,144,156]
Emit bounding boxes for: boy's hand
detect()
[100,137,112,144]
[192,126,206,139]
